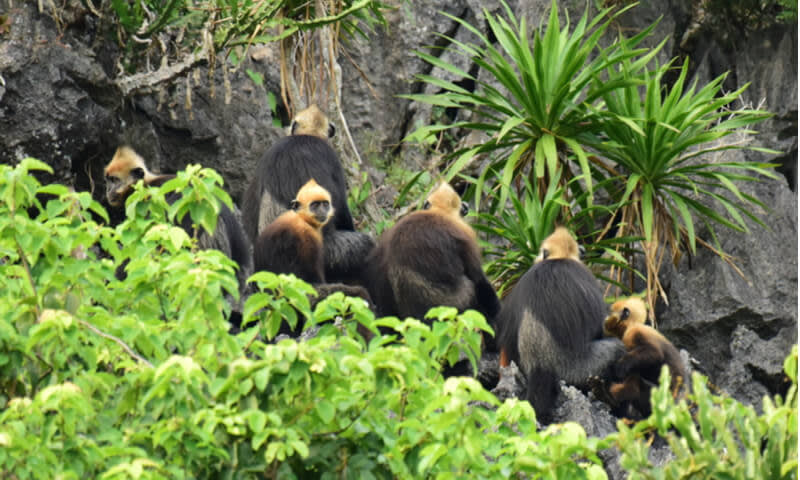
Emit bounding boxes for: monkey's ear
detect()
[327,123,336,138]
[422,200,431,210]
[541,249,550,260]
[460,201,469,217]
[290,121,298,135]
[578,245,586,259]
[131,168,145,180]
[289,199,300,211]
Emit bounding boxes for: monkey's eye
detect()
[311,201,329,209]
[131,168,145,180]
[460,202,469,217]
[541,249,550,260]
[621,307,630,320]
[423,201,431,210]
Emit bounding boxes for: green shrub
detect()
[0,160,794,478]
[0,160,608,478]
[613,346,798,479]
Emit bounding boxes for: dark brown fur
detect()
[363,183,500,322]
[602,297,690,416]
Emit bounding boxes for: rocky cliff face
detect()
[0,0,795,430]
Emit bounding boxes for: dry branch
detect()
[116,45,209,97]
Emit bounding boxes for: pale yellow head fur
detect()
[422,182,474,240]
[290,105,334,139]
[604,297,648,339]
[536,227,581,263]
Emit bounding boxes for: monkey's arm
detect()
[460,240,500,319]
[609,375,645,404]
[323,230,375,282]
[615,344,664,379]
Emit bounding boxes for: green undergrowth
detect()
[0,160,795,479]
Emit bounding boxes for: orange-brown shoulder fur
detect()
[254,179,334,284]
[290,105,333,139]
[536,226,581,263]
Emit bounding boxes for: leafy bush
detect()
[0,160,610,478]
[613,345,798,479]
[0,161,796,478]
[589,57,777,314]
[403,0,658,212]
[99,0,387,70]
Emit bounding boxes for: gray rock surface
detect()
[0,0,280,204]
[659,164,797,407]
[0,1,117,187]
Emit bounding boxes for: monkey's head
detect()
[290,105,335,139]
[603,297,648,338]
[423,182,469,219]
[104,146,153,207]
[291,179,334,229]
[535,227,584,263]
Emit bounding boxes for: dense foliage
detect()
[0,161,796,478]
[98,0,387,70]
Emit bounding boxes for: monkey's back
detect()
[498,259,606,365]
[366,211,482,319]
[625,325,689,391]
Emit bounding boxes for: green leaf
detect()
[247,410,267,433]
[497,116,525,142]
[641,183,653,244]
[315,399,335,424]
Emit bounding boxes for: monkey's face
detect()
[291,198,333,227]
[603,308,629,339]
[104,168,144,207]
[604,299,647,338]
[308,198,333,225]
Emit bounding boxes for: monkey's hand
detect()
[588,375,618,407]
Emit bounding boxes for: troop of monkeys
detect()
[103,105,690,421]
